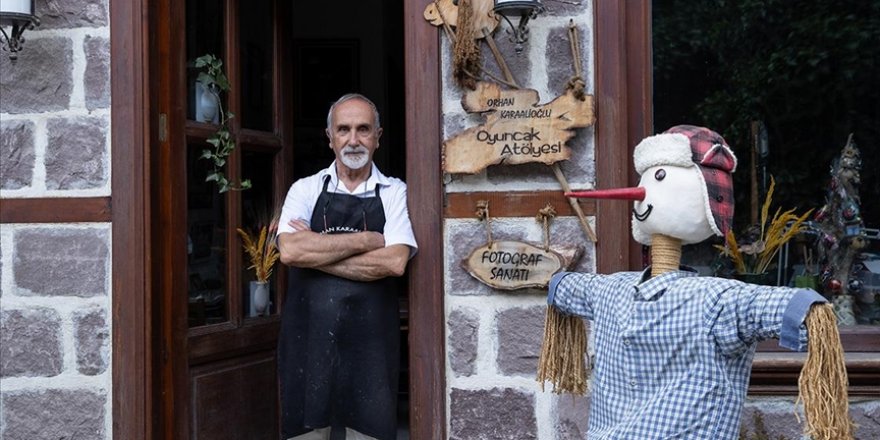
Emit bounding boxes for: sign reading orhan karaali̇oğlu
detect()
[443,81,595,174]
[462,240,565,290]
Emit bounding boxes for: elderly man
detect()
[276,94,417,440]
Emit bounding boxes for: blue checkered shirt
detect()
[548,267,826,439]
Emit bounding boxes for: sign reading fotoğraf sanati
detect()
[462,240,565,290]
[443,82,595,174]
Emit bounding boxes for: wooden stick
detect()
[551,164,597,242]
[482,29,519,88]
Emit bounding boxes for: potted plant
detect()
[715,177,813,285]
[237,224,280,316]
[194,54,251,193]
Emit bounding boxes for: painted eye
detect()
[654,169,666,181]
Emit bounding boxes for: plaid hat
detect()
[632,125,738,237]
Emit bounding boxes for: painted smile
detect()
[633,204,653,222]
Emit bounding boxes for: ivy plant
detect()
[195,54,251,193]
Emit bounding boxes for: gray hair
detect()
[326,93,381,130]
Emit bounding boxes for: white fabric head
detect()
[631,165,716,246]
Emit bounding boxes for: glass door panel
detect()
[240,149,279,318]
[186,0,226,122]
[187,142,229,327]
[238,0,275,131]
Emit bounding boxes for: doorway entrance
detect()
[149,0,427,438]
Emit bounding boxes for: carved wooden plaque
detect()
[443,82,595,174]
[461,240,566,290]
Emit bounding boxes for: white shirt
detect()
[277,161,418,256]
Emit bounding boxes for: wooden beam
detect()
[404,1,446,438]
[445,191,596,218]
[0,197,111,223]
[110,0,152,438]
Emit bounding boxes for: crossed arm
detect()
[278,219,410,282]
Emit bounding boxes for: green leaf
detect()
[205,173,220,182]
[240,179,252,189]
[206,138,221,147]
[200,149,213,159]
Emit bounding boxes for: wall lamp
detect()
[493,0,543,54]
[0,0,40,62]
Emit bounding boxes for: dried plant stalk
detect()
[237,226,280,282]
[537,306,588,395]
[798,303,854,440]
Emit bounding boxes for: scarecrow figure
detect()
[538,126,852,439]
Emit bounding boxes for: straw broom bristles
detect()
[798,303,854,440]
[536,306,588,395]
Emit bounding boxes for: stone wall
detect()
[0,1,111,439]
[442,3,597,439]
[440,2,880,439]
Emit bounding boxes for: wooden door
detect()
[154,0,292,438]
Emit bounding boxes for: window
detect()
[649,0,879,392]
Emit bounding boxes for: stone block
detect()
[449,387,537,440]
[0,38,73,114]
[486,127,594,185]
[546,24,590,98]
[447,220,529,296]
[542,0,587,17]
[37,0,108,29]
[84,36,110,110]
[45,116,108,189]
[555,394,590,440]
[481,32,531,81]
[14,228,109,297]
[852,402,880,440]
[0,308,63,377]
[0,120,35,189]
[75,309,108,375]
[738,407,802,440]
[496,306,544,376]
[448,307,479,376]
[0,388,105,440]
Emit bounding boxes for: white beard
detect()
[340,145,370,170]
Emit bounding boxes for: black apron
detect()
[279,175,399,440]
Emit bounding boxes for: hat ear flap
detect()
[701,143,737,173]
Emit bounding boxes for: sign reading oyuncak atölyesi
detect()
[443,81,595,174]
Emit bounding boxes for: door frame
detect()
[111,0,448,438]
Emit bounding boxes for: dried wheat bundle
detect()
[798,303,854,440]
[537,306,588,395]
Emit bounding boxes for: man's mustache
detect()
[342,145,369,155]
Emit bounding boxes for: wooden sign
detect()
[423,0,499,35]
[443,82,595,174]
[461,240,566,290]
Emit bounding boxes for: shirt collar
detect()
[324,161,390,193]
[633,265,700,300]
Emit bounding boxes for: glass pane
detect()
[238,0,275,131]
[240,150,278,318]
[187,143,229,327]
[653,1,880,326]
[186,0,225,122]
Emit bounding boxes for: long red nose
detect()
[565,187,646,201]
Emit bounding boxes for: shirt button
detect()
[630,380,637,388]
[623,338,631,346]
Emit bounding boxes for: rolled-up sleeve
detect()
[779,289,828,351]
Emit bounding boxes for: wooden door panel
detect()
[190,351,279,440]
